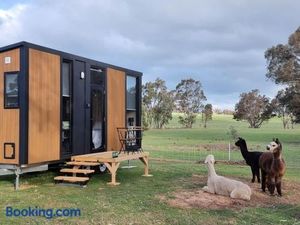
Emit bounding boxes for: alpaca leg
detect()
[202,186,209,192]
[202,185,214,194]
[230,189,240,199]
[267,177,275,195]
[276,177,282,196]
[230,188,250,201]
[256,167,261,183]
[250,166,255,183]
[261,170,266,192]
[269,183,275,195]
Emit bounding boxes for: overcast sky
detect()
[1,0,299,109]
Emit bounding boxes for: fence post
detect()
[228,142,231,161]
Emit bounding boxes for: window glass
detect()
[127,76,136,110]
[62,61,72,155]
[62,62,71,96]
[5,73,19,108]
[91,68,104,86]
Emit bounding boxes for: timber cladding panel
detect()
[28,49,60,164]
[0,48,20,164]
[107,68,125,151]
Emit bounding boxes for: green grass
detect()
[0,114,299,224]
[144,114,300,171]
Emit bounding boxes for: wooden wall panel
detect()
[28,49,60,164]
[106,68,125,151]
[0,49,20,164]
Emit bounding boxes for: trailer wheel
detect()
[99,164,107,173]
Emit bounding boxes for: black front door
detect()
[62,61,105,156]
[72,60,89,155]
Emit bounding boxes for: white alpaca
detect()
[202,155,252,201]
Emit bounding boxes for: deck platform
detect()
[71,151,152,185]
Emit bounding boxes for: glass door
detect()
[91,88,104,150]
[90,68,105,151]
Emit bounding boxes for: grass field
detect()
[0,114,299,225]
[145,114,300,170]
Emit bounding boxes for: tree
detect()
[272,89,295,129]
[265,27,300,122]
[175,78,206,128]
[233,89,273,128]
[142,78,174,129]
[202,104,213,128]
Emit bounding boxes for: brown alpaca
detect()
[259,138,286,196]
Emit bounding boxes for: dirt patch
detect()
[157,175,300,210]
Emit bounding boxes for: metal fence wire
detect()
[146,142,299,169]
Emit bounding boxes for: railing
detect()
[117,127,143,153]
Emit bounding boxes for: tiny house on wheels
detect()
[0,42,142,187]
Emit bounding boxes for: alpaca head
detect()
[235,137,246,147]
[205,154,215,165]
[270,138,283,158]
[266,138,282,153]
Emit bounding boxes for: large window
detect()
[126,75,138,127]
[4,72,19,108]
[126,75,137,110]
[61,61,72,155]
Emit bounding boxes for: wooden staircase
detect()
[54,161,100,186]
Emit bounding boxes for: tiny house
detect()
[0,42,142,170]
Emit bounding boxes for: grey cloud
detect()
[1,0,299,109]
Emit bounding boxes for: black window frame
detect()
[4,71,20,109]
[61,59,73,157]
[4,143,16,159]
[126,75,138,111]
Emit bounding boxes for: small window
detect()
[4,72,19,108]
[90,68,104,86]
[126,76,137,110]
[4,143,15,159]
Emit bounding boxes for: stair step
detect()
[60,168,95,174]
[66,161,100,166]
[54,176,89,182]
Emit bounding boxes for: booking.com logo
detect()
[6,206,81,219]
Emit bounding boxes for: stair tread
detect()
[60,168,95,174]
[54,176,89,182]
[66,161,100,166]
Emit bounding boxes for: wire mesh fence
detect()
[145,142,300,169]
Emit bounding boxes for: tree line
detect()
[142,27,300,130]
[142,78,212,129]
[234,27,300,129]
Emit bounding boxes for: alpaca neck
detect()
[272,156,285,172]
[239,143,249,159]
[207,163,217,177]
[273,150,281,159]
[273,153,283,165]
